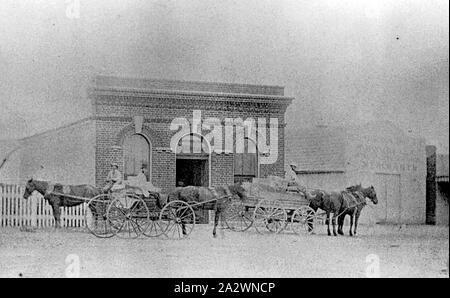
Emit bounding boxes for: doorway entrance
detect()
[176,157,209,187]
[176,157,209,224]
[374,173,401,223]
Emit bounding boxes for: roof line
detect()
[89,86,294,102]
[94,75,286,90]
[19,117,94,142]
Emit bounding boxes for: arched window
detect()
[234,138,258,184]
[123,134,151,181]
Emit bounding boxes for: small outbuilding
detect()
[286,121,427,224]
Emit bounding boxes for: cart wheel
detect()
[223,200,253,232]
[142,199,166,237]
[107,193,149,239]
[85,194,115,238]
[159,200,195,240]
[253,199,287,234]
[291,206,316,235]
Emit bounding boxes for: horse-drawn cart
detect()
[85,191,151,239]
[223,178,321,235]
[86,188,232,240]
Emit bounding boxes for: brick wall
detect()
[92,77,292,191]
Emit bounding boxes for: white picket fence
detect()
[0,184,86,228]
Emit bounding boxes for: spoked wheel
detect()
[223,200,253,232]
[291,206,316,235]
[142,199,166,237]
[85,194,115,238]
[253,199,287,234]
[107,193,149,239]
[159,200,195,240]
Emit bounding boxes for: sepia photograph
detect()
[0,0,448,282]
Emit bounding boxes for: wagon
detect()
[86,188,232,240]
[222,180,323,235]
[84,191,151,239]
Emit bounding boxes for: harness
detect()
[44,183,85,201]
[336,190,367,218]
[208,186,232,201]
[44,182,55,196]
[45,183,70,197]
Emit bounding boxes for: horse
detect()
[23,179,101,228]
[337,184,378,236]
[308,189,357,236]
[163,184,248,237]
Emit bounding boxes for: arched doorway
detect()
[122,133,151,181]
[175,132,211,187]
[234,137,259,184]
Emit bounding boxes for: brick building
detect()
[286,121,427,224]
[2,76,293,193]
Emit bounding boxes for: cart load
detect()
[223,176,321,235]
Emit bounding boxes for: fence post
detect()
[31,195,37,228]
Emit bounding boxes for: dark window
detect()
[123,134,151,180]
[234,138,258,184]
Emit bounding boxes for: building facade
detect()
[3,76,293,193]
[286,121,427,224]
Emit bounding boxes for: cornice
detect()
[89,87,294,108]
[94,116,287,128]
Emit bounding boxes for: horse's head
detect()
[308,190,325,210]
[23,178,39,199]
[228,184,248,201]
[365,186,378,205]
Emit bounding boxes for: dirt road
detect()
[0,224,448,278]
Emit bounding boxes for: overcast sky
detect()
[0,0,448,153]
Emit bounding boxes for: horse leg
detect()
[213,210,220,238]
[181,223,186,235]
[327,212,332,236]
[332,213,338,236]
[51,203,61,229]
[349,214,354,236]
[179,209,187,236]
[354,210,361,235]
[337,215,344,235]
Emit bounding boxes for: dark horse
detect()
[23,179,101,228]
[163,184,248,237]
[337,184,378,236]
[308,189,360,236]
